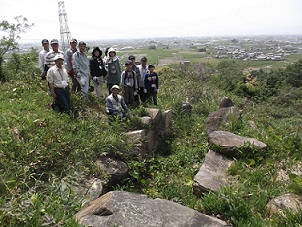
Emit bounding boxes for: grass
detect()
[0,48,302,226]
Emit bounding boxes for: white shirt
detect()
[39,49,49,72]
[138,65,149,88]
[46,65,69,88]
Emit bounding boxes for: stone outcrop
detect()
[163,109,173,132]
[96,157,129,187]
[206,106,241,135]
[208,130,267,157]
[219,96,234,108]
[124,109,173,157]
[145,108,161,122]
[193,150,235,195]
[266,193,302,217]
[140,116,152,125]
[76,191,230,227]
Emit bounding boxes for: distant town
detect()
[12,35,302,66]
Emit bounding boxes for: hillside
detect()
[0,51,302,226]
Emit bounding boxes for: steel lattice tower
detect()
[58,1,71,51]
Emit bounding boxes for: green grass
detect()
[1,48,302,226]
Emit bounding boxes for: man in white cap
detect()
[105,85,131,120]
[46,54,71,114]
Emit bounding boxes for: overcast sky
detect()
[1,0,301,43]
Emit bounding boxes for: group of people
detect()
[38,38,159,118]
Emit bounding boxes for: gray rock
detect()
[182,102,193,115]
[69,177,105,202]
[163,109,173,132]
[124,129,146,143]
[193,150,235,195]
[145,108,161,122]
[206,107,241,135]
[208,130,267,157]
[147,129,159,152]
[76,191,230,227]
[96,157,128,187]
[219,97,234,108]
[84,178,104,200]
[266,193,302,217]
[140,116,152,125]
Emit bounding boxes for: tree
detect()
[0,16,34,82]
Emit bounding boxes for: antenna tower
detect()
[58,1,71,51]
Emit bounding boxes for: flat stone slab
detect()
[193,150,234,195]
[76,191,230,227]
[208,130,267,156]
[266,193,302,217]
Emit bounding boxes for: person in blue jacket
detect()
[144,64,159,106]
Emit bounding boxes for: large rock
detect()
[193,150,235,195]
[124,129,146,143]
[140,116,152,125]
[96,157,129,187]
[219,97,234,108]
[163,109,173,132]
[208,130,267,157]
[206,107,241,135]
[76,191,230,227]
[147,129,159,152]
[145,108,161,122]
[266,193,302,217]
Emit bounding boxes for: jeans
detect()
[54,87,71,113]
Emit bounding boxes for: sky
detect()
[0,0,301,43]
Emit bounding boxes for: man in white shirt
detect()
[38,39,49,80]
[46,54,71,114]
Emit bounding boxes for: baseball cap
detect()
[141,57,147,62]
[125,60,132,65]
[70,38,77,43]
[111,85,120,90]
[41,39,49,44]
[50,39,59,45]
[54,54,64,61]
[128,55,135,60]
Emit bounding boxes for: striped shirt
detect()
[44,50,64,69]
